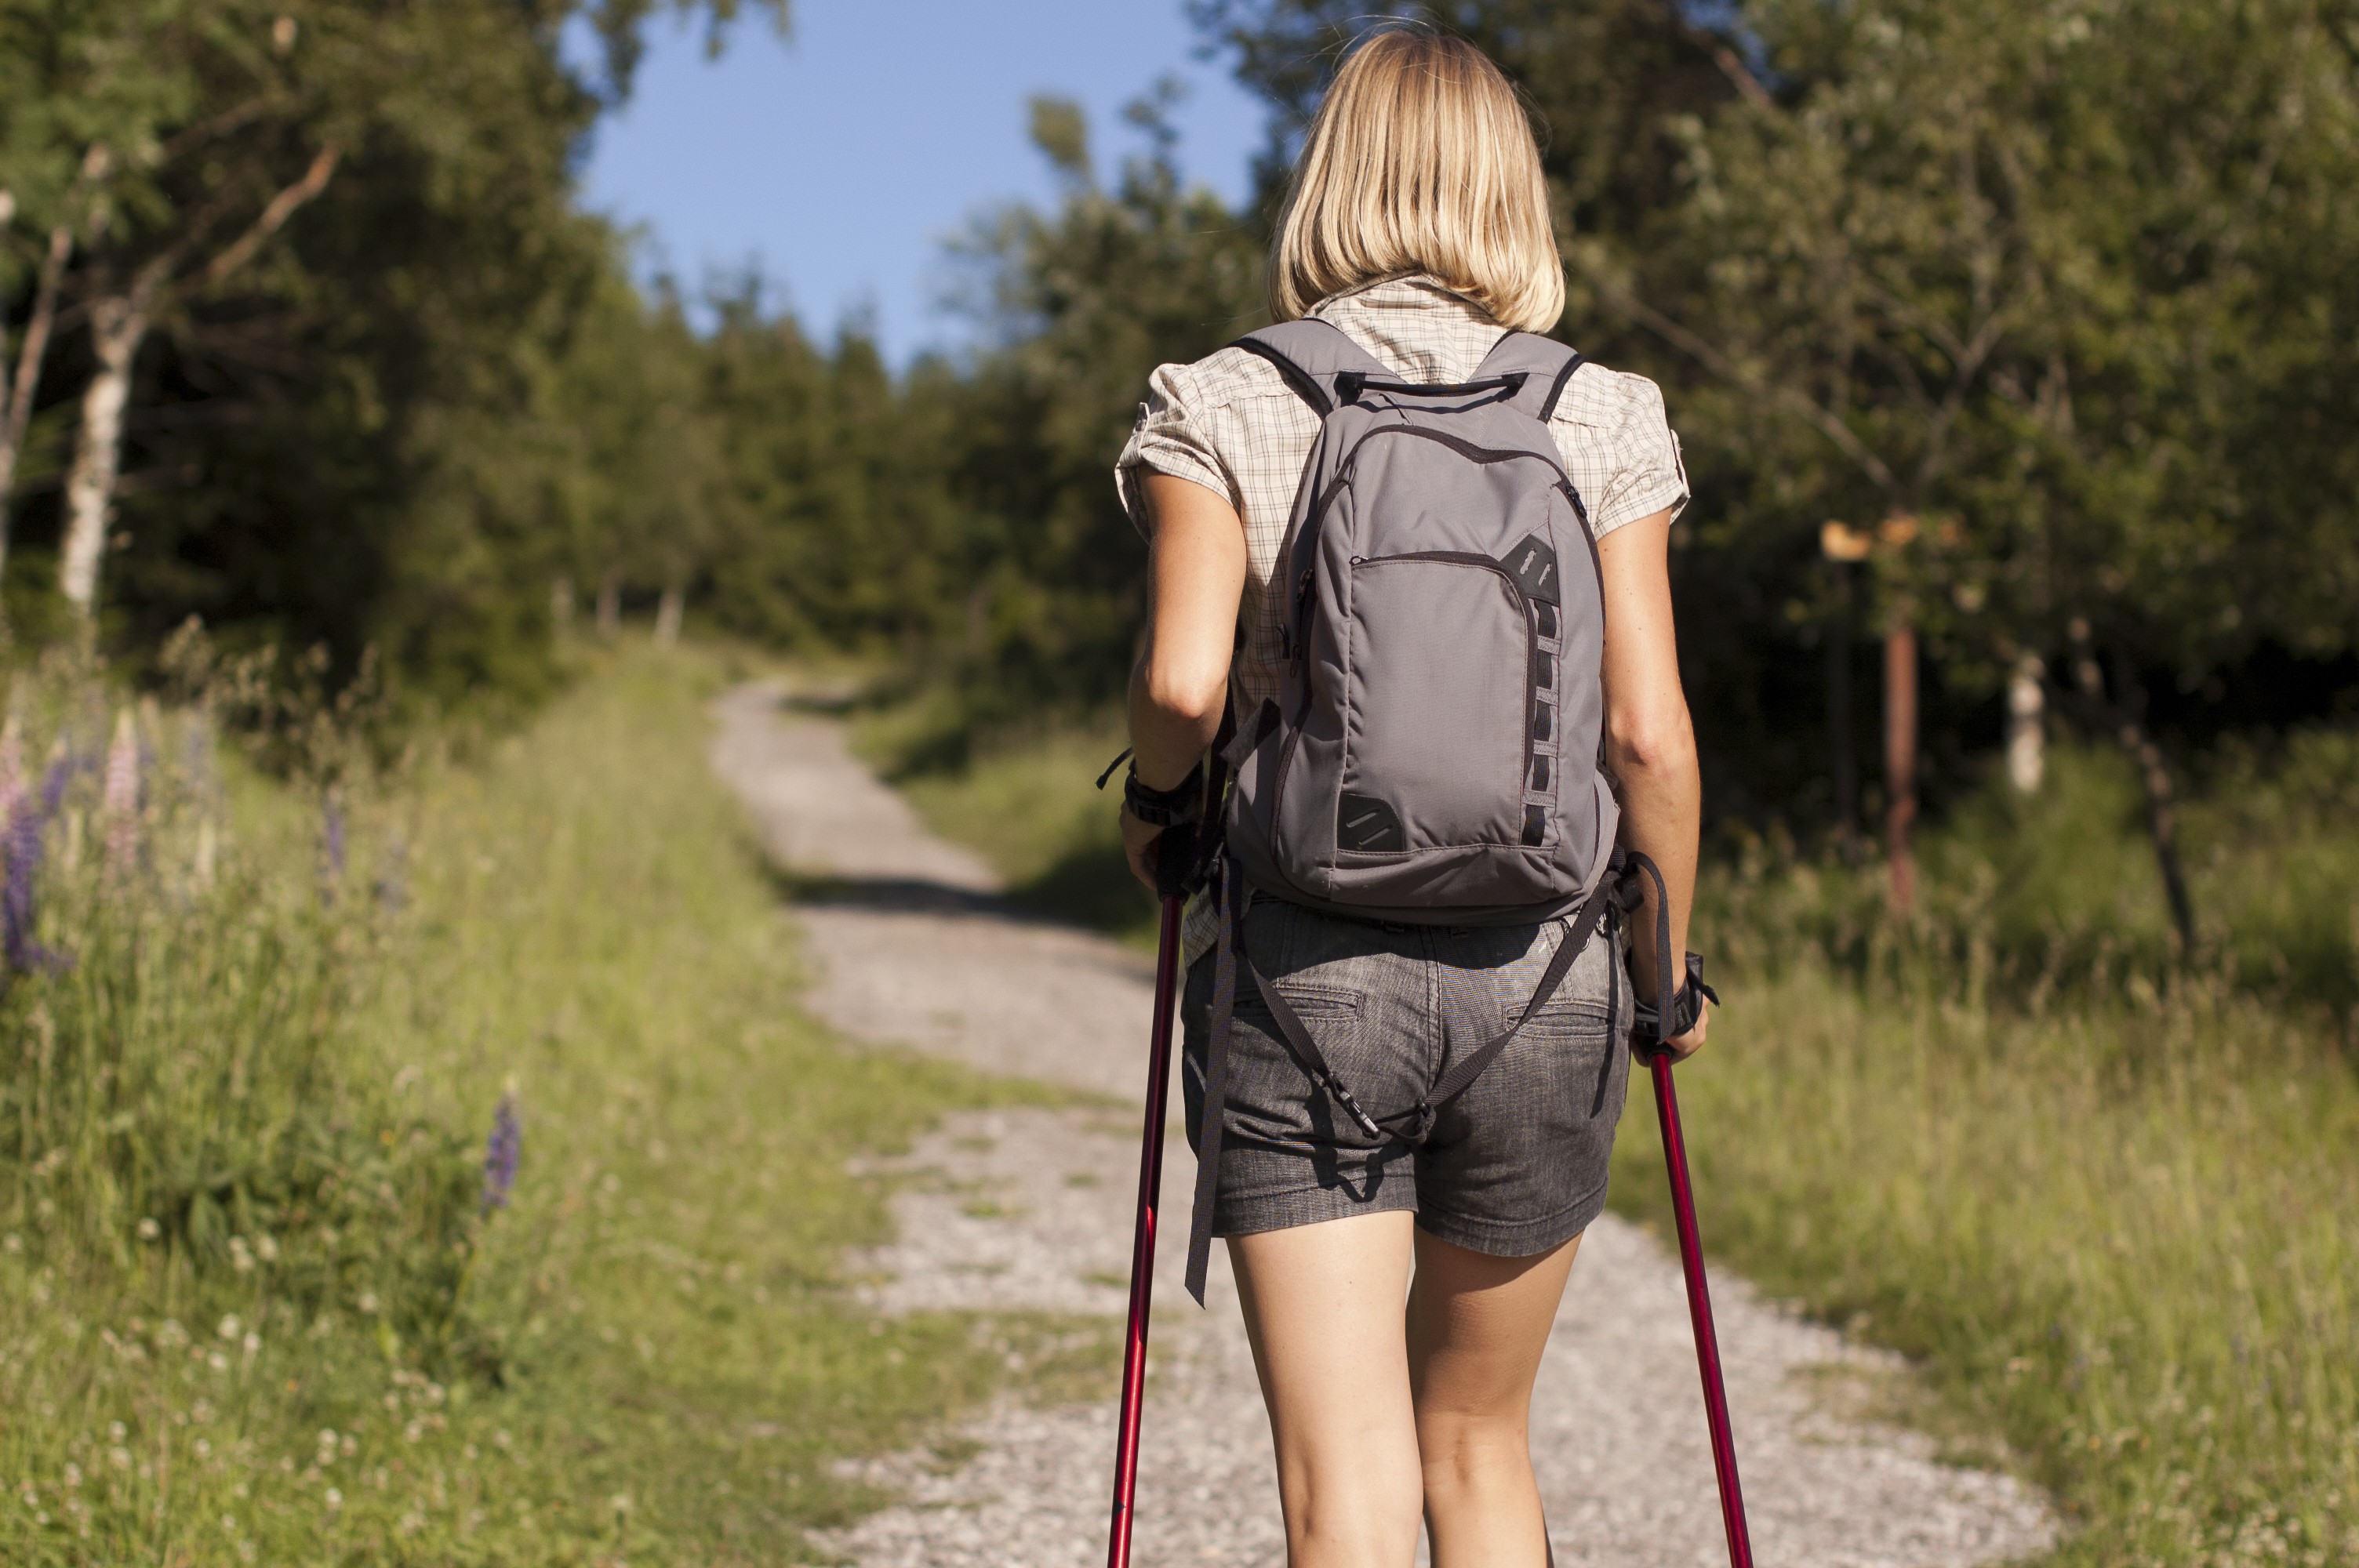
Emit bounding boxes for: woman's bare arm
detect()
[1597,509,1710,1058]
[1122,472,1248,888]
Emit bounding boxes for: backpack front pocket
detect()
[1339,553,1532,851]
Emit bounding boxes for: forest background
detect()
[5,4,2359,1565]
[4,0,2357,846]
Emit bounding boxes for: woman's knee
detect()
[1414,1406,1532,1495]
[1278,1453,1425,1562]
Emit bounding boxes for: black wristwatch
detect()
[1122,762,1204,828]
[1633,952,1719,1048]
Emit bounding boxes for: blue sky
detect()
[572,1,1269,365]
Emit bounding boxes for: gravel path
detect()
[711,683,2059,1568]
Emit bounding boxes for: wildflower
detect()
[3,788,58,975]
[325,1487,342,1509]
[482,1094,522,1211]
[135,1218,160,1241]
[0,714,22,824]
[217,1315,241,1341]
[102,709,139,875]
[319,789,346,899]
[229,1237,254,1273]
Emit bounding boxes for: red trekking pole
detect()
[1646,1047,1754,1568]
[1105,891,1184,1568]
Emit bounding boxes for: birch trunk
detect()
[2005,652,2046,794]
[59,299,149,615]
[653,584,683,648]
[0,218,77,586]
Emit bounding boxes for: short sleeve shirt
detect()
[1114,274,1690,719]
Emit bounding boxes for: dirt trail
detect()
[711,683,2059,1567]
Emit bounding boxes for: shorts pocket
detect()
[1521,1001,1621,1117]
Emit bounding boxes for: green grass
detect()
[0,644,1104,1566]
[892,713,2359,1566]
[860,709,1160,945]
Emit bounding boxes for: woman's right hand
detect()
[1121,805,1166,894]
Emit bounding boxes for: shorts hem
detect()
[1412,1174,1610,1258]
[1211,1183,1418,1240]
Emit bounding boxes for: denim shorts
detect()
[1180,895,1633,1258]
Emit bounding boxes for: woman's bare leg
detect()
[1229,1210,1423,1568]
[1407,1228,1583,1567]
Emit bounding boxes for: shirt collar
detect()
[1305,274,1506,383]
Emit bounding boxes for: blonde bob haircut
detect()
[1270,28,1563,332]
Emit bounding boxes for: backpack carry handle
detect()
[1334,371,1529,408]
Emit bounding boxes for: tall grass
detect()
[0,645,1091,1565]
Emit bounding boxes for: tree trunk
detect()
[595,571,621,640]
[653,583,684,648]
[2005,652,2046,794]
[2068,619,2197,953]
[551,575,575,637]
[1884,615,1918,914]
[1826,562,1859,849]
[2108,651,2197,954]
[0,216,76,586]
[59,299,150,618]
[56,140,336,619]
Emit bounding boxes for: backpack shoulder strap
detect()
[1230,318,1395,419]
[1476,330,1587,424]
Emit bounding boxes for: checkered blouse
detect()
[1115,274,1688,720]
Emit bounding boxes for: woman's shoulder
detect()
[1548,358,1673,437]
[1145,341,1310,419]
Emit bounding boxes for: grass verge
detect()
[0,644,1103,1566]
[857,708,1158,946]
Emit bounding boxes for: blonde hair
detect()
[1270,28,1564,332]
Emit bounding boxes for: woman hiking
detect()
[1112,25,1710,1568]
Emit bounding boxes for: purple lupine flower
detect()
[319,791,346,903]
[103,710,140,876]
[3,797,62,975]
[40,750,71,817]
[482,1095,522,1212]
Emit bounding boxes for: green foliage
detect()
[1190,1,2359,820]
[0,647,1096,1564]
[865,707,1158,943]
[0,2,784,713]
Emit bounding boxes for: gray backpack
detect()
[1180,318,1629,1302]
[1223,318,1619,920]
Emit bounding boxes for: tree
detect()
[1,0,785,698]
[1198,0,2359,886]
